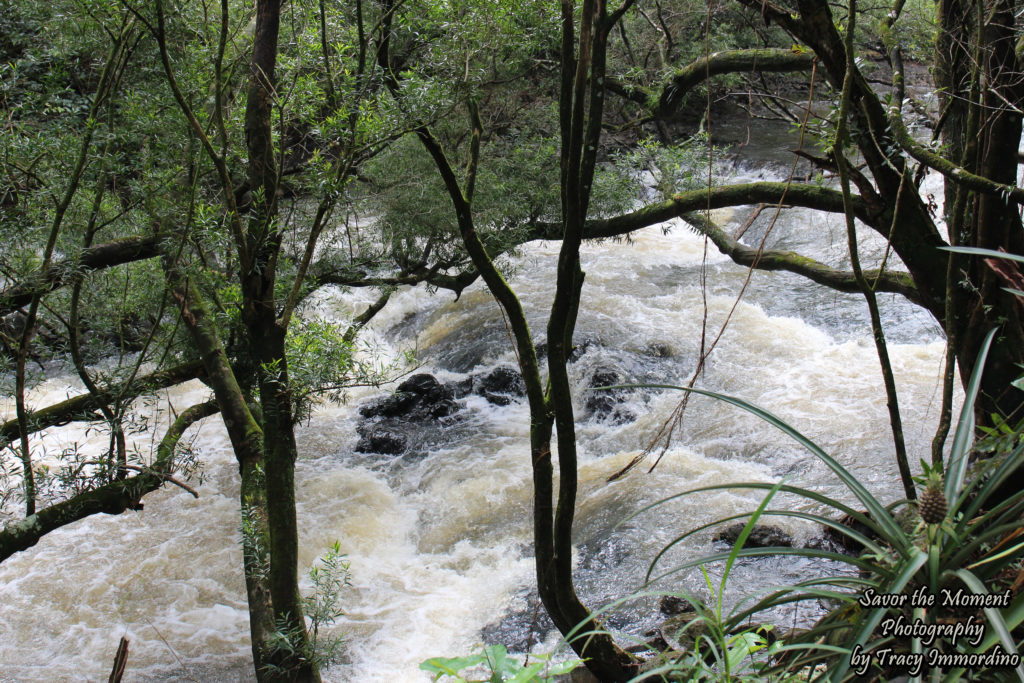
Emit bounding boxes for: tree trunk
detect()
[249,319,320,682]
[162,268,279,676]
[936,0,1024,419]
[239,1,319,679]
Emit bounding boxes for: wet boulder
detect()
[569,338,597,362]
[474,366,525,406]
[355,374,460,455]
[536,336,595,362]
[451,375,475,399]
[645,342,672,358]
[584,367,635,423]
[659,594,696,616]
[713,523,794,548]
[585,368,621,415]
[354,428,407,455]
[359,373,458,421]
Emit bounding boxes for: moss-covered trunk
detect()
[237,1,319,678]
[247,317,319,682]
[934,0,1024,419]
[162,267,278,675]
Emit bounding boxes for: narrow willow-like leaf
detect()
[941,245,1024,264]
[728,587,867,629]
[645,506,889,584]
[910,606,925,683]
[630,481,892,581]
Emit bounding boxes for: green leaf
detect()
[941,245,1024,264]
[420,654,484,680]
[544,659,582,676]
[948,328,998,504]
[506,662,545,683]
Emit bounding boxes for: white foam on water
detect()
[0,211,954,681]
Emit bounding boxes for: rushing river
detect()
[0,152,952,681]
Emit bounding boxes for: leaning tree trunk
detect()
[162,269,278,675]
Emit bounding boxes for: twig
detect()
[733,203,774,241]
[122,465,199,498]
[107,636,129,683]
[144,618,201,683]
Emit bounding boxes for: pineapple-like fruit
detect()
[919,470,948,525]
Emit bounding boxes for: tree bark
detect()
[0,360,206,446]
[0,234,166,318]
[239,1,320,679]
[163,265,277,678]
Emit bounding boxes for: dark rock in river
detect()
[475,366,525,405]
[355,373,460,455]
[535,336,596,362]
[451,376,475,398]
[569,338,597,362]
[585,367,636,423]
[645,342,672,358]
[359,373,458,421]
[713,523,793,548]
[659,594,697,616]
[809,509,917,556]
[354,429,407,455]
[479,587,557,654]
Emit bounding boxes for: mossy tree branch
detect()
[0,360,206,447]
[654,48,815,117]
[680,212,921,303]
[0,234,167,319]
[887,104,1024,205]
[0,399,218,563]
[607,48,815,118]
